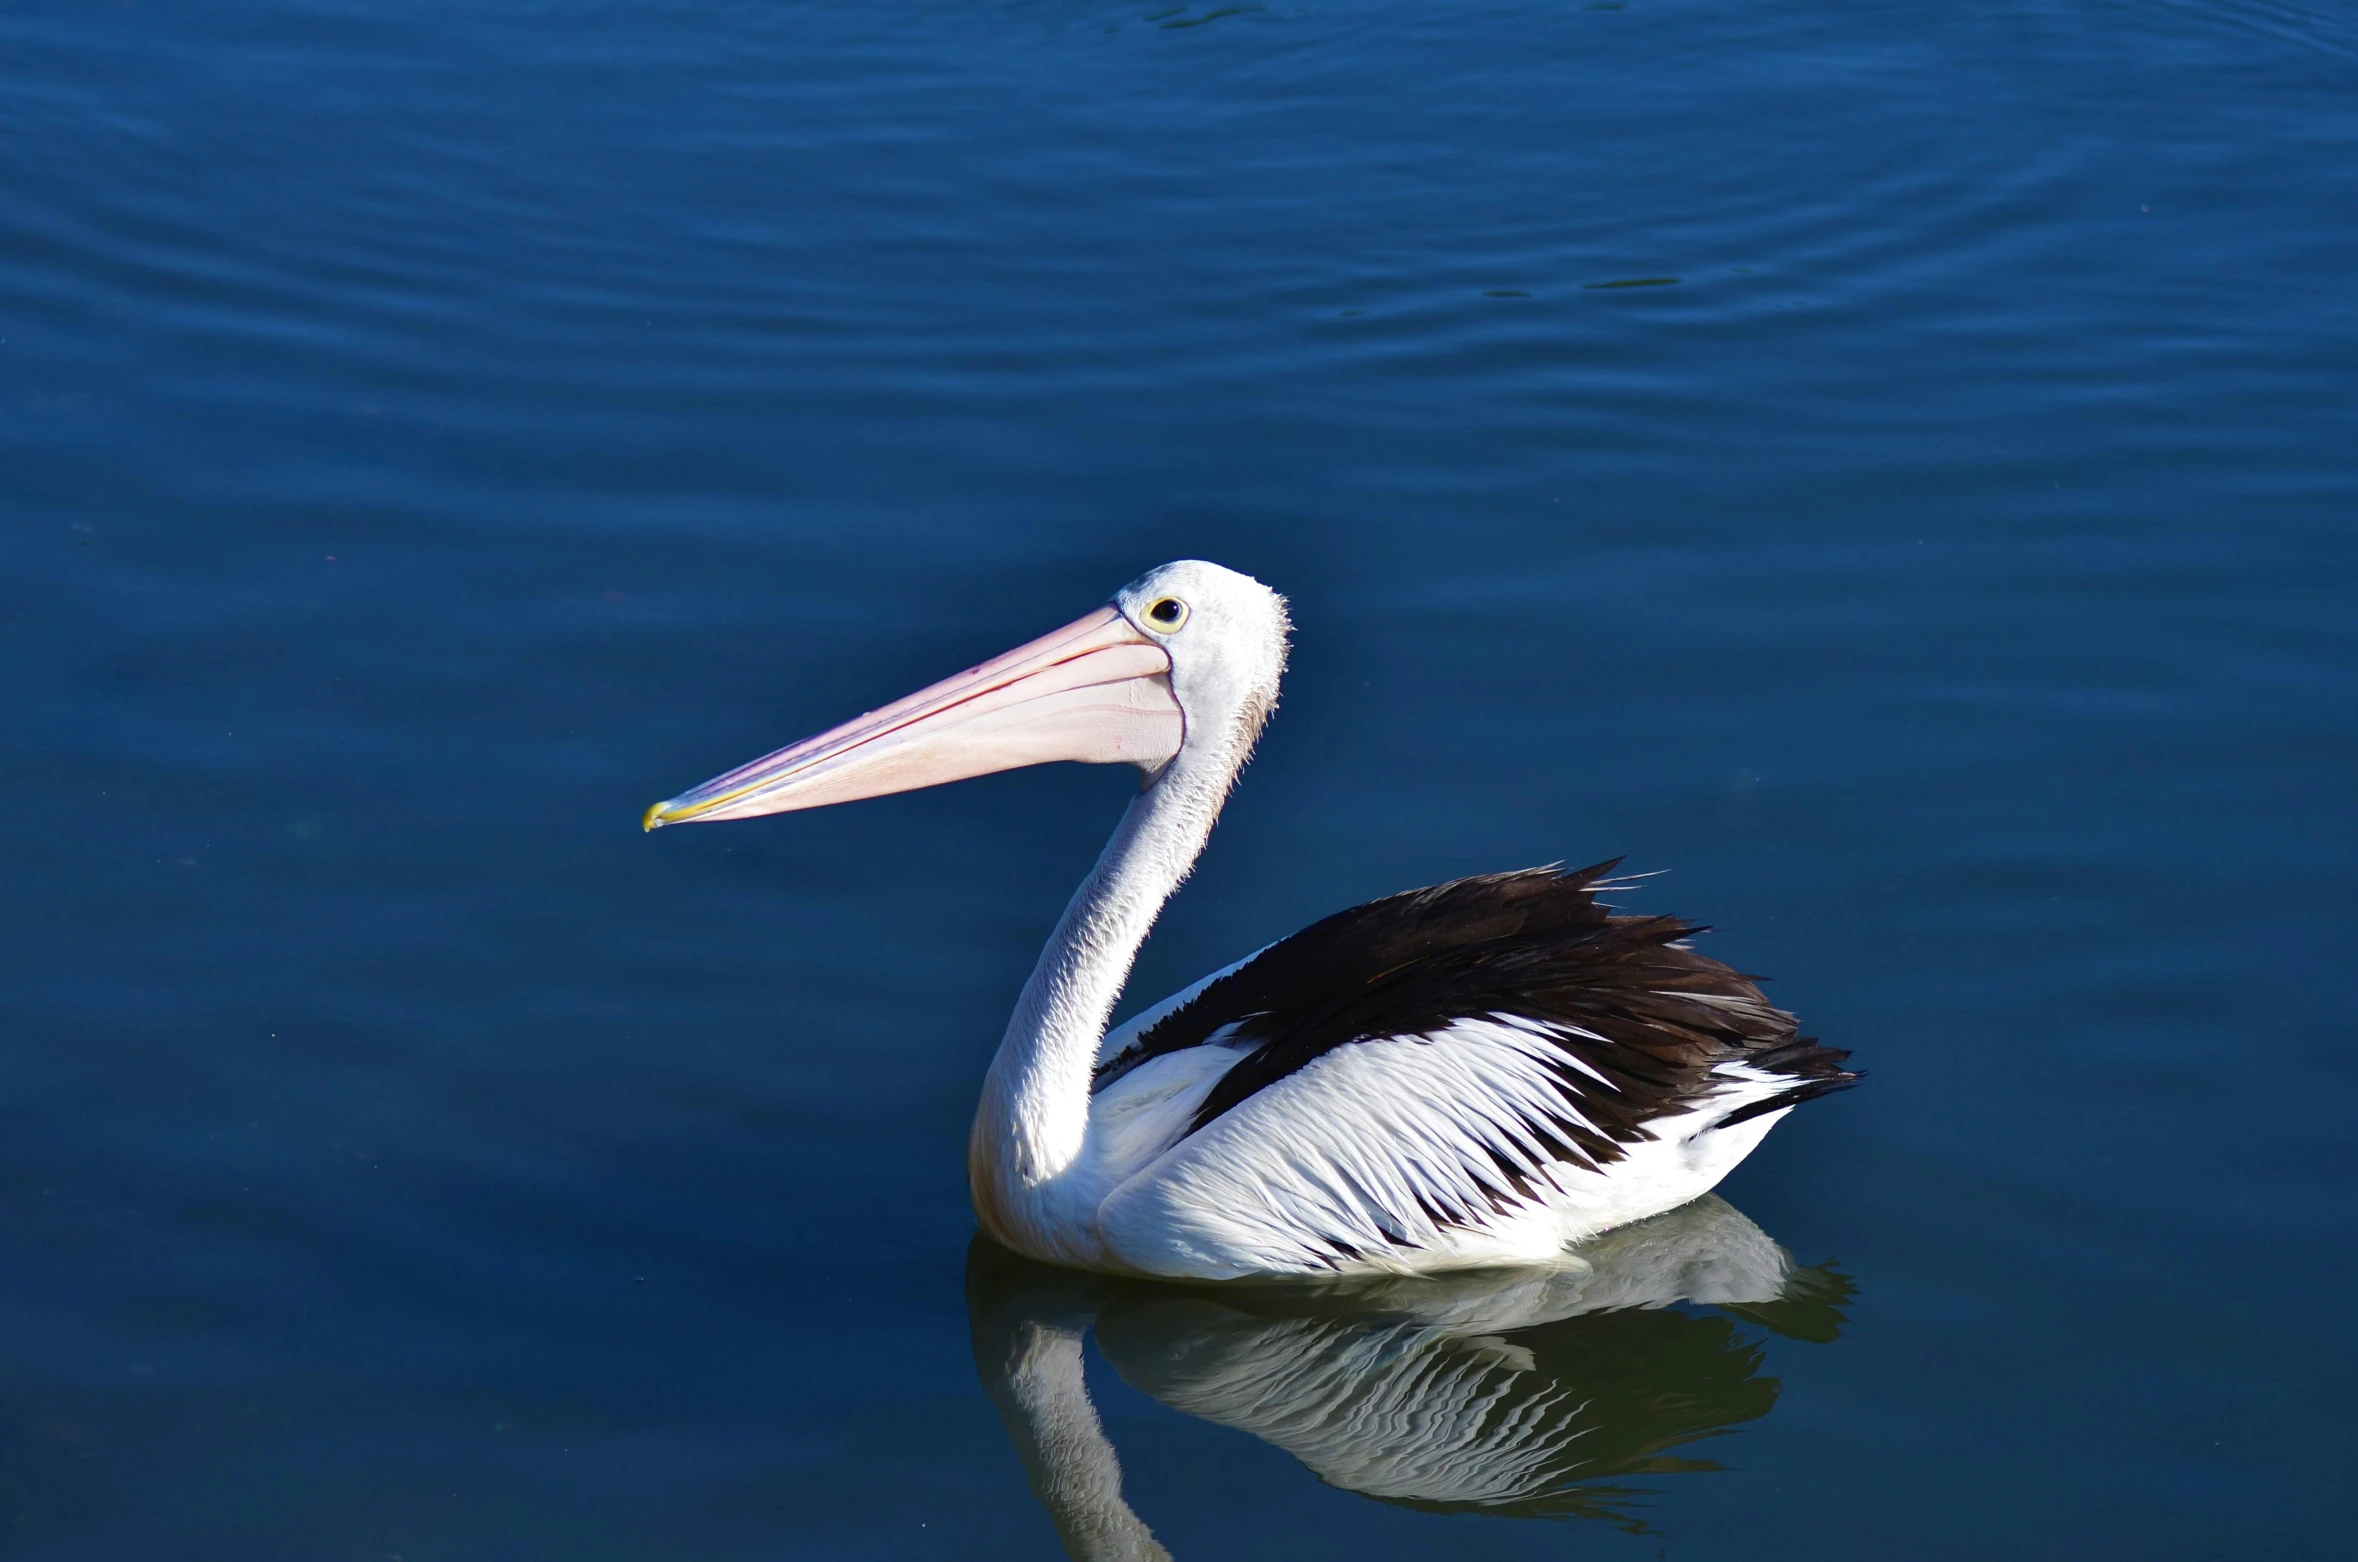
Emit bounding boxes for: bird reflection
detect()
[967,1195,1851,1559]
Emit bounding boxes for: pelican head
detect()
[644,560,1289,830]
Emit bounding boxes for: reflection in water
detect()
[968,1196,1851,1558]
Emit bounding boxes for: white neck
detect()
[967,737,1240,1262]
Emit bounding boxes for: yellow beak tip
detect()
[642,801,673,833]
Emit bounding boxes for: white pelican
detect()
[646,560,1858,1279]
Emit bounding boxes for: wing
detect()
[1092,864,1858,1276]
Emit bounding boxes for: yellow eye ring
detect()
[1143,596,1189,632]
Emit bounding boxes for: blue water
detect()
[5,1,2356,1555]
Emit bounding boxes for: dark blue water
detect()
[6,1,2356,1556]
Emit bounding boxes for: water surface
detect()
[3,1,2355,1557]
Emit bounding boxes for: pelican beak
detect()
[644,605,1182,830]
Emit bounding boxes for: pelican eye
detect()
[1144,596,1189,631]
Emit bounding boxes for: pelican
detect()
[646,560,1858,1279]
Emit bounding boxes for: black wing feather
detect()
[1093,862,1858,1170]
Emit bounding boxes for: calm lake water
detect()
[5,1,2356,1556]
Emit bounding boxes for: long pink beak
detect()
[644,605,1183,829]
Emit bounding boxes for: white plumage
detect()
[1090,1017,1797,1278]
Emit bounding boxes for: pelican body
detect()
[647,561,1857,1279]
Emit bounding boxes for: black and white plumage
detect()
[1085,863,1857,1274]
[647,559,1859,1279]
